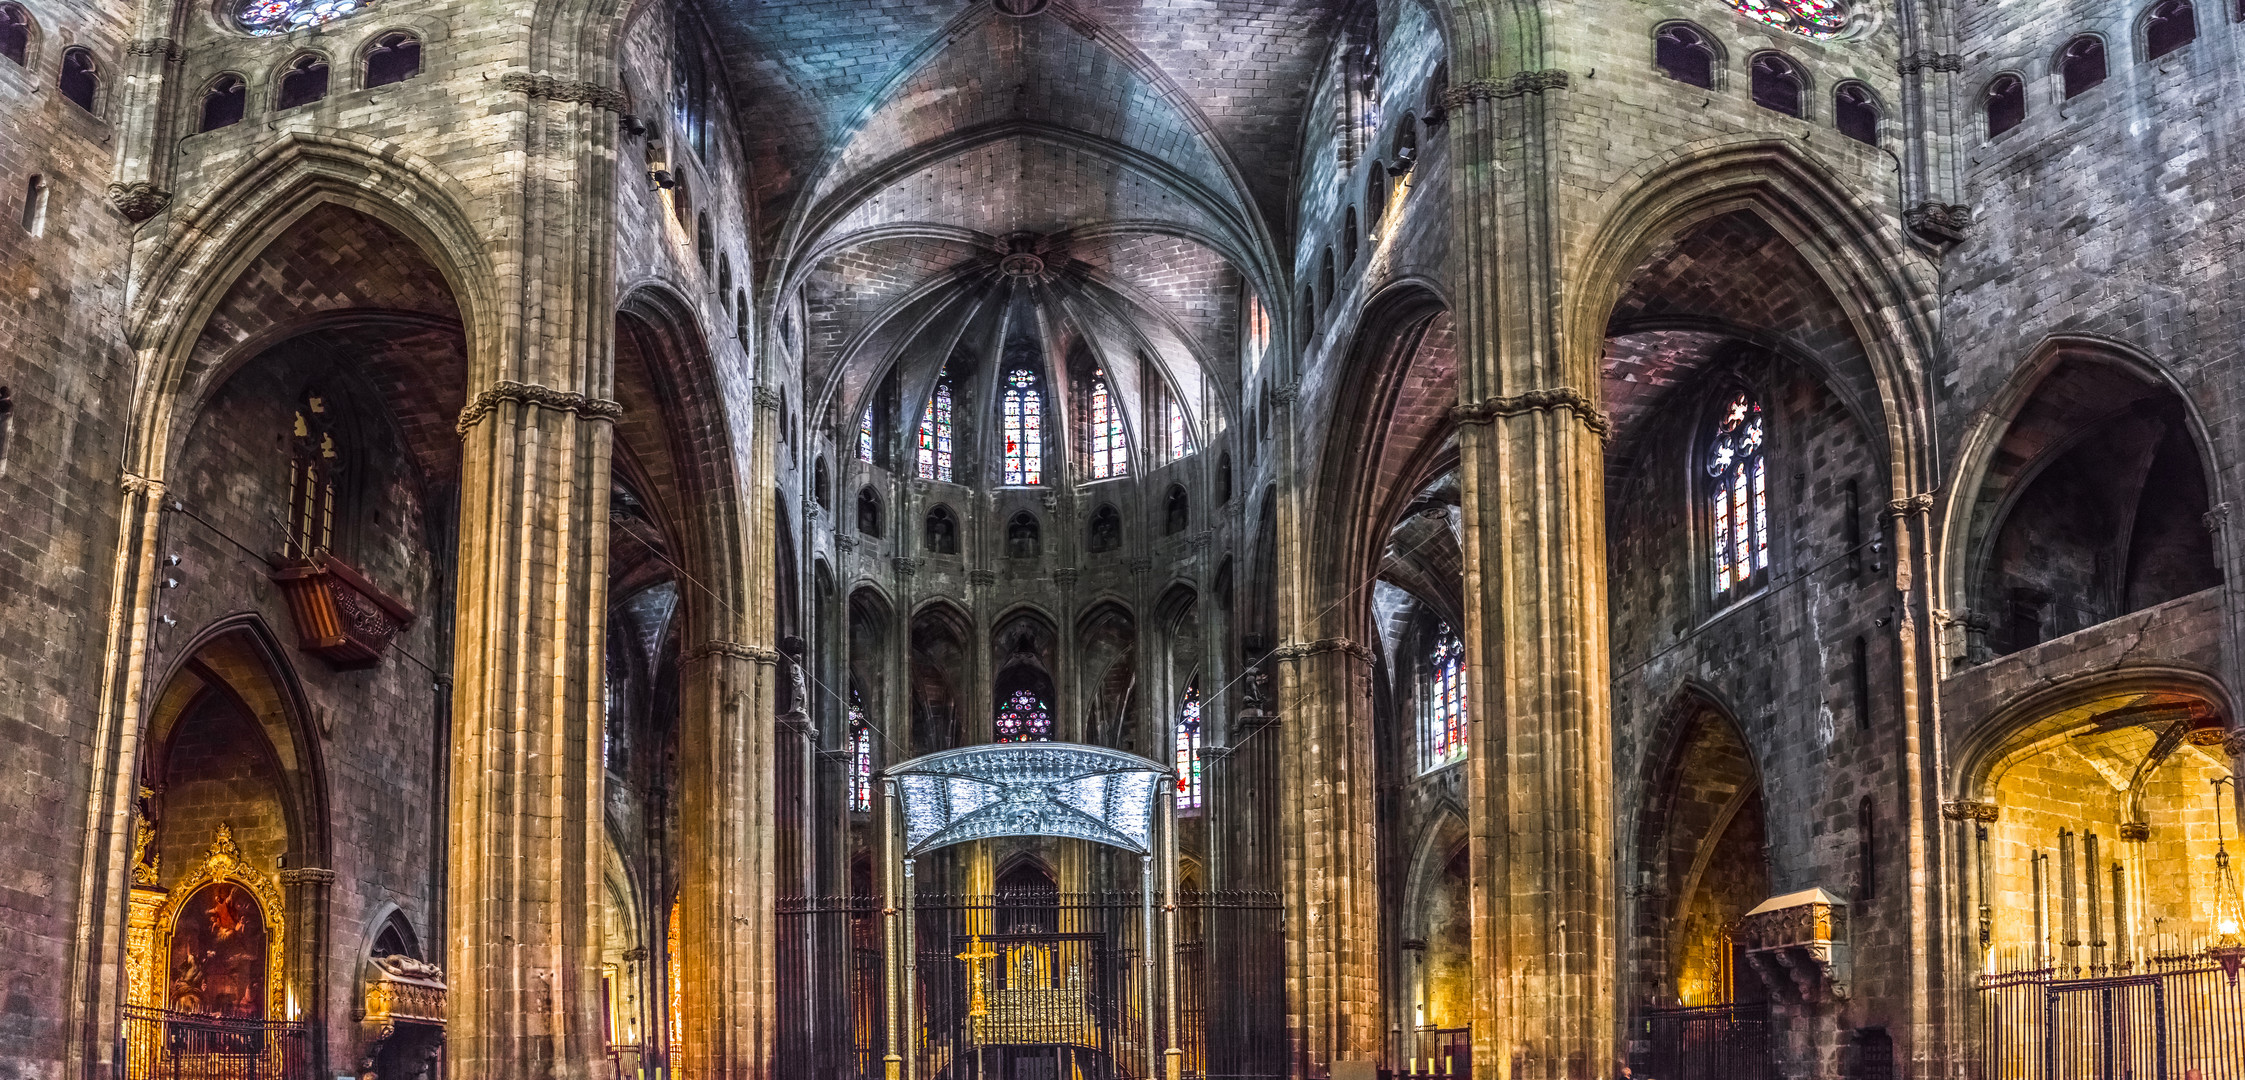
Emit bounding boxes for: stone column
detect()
[280,867,335,1073]
[1273,637,1381,1074]
[677,641,779,1080]
[1445,67,1618,1079]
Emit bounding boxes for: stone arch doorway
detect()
[1631,696,1771,1011]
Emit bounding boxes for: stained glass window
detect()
[996,688,1051,743]
[849,689,872,813]
[1165,397,1192,460]
[1725,0,1848,38]
[238,0,361,35]
[1175,681,1203,812]
[1423,624,1467,770]
[916,375,954,482]
[1003,367,1043,486]
[859,405,875,463]
[1088,376,1127,479]
[286,390,341,560]
[1707,392,1769,599]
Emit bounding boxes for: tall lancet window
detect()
[1087,375,1128,479]
[1422,623,1467,771]
[858,404,875,463]
[1165,396,1192,461]
[997,688,1051,742]
[1707,391,1769,600]
[1002,366,1044,485]
[915,373,954,482]
[848,688,872,813]
[1175,680,1204,812]
[286,389,342,560]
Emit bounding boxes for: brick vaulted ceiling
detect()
[707,0,1346,427]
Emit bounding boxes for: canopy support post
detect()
[882,778,903,1080]
[1162,788,1183,1080]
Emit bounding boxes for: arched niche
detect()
[1077,602,1137,750]
[1630,696,1769,1009]
[910,601,975,754]
[1399,816,1470,1032]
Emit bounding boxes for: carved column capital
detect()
[121,471,167,497]
[1940,800,1999,823]
[498,72,628,112]
[1895,52,1964,76]
[2227,730,2245,758]
[1442,69,1570,109]
[1884,493,1936,518]
[686,640,783,665]
[108,182,172,222]
[278,867,337,886]
[753,386,783,412]
[1904,203,1971,246]
[892,556,917,578]
[1272,637,1373,664]
[456,381,623,434]
[1454,387,1610,439]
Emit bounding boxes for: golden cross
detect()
[955,935,999,1018]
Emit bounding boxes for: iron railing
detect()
[1977,954,2245,1078]
[1635,1002,1774,1080]
[1402,1026,1470,1077]
[122,1006,310,1080]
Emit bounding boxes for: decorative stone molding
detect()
[836,534,859,551]
[498,72,628,112]
[1885,493,1936,518]
[1272,637,1374,663]
[687,640,783,665]
[1941,800,1999,823]
[753,386,783,411]
[1054,568,1080,588]
[2227,730,2245,758]
[278,867,337,886]
[892,556,918,578]
[125,38,181,61]
[1442,69,1570,109]
[1000,252,1046,278]
[968,569,997,586]
[2118,822,2152,841]
[456,381,623,433]
[1737,887,1849,1003]
[1271,382,1301,404]
[1128,557,1152,576]
[1904,203,1971,246]
[121,471,166,497]
[2185,719,2232,747]
[1895,52,1964,75]
[2205,502,2231,534]
[1454,387,1610,439]
[107,181,171,222]
[994,0,1049,15]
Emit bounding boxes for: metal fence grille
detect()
[1634,1003,1774,1080]
[122,1006,310,1080]
[1977,958,2245,1079]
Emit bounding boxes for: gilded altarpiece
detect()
[125,824,290,1021]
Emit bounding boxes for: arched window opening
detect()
[1366,170,1388,228]
[200,75,248,132]
[1749,53,1804,116]
[1723,0,1847,38]
[1985,74,2026,137]
[670,172,692,228]
[1164,484,1189,535]
[1087,504,1122,553]
[1001,365,1043,486]
[695,212,713,270]
[924,506,958,555]
[238,0,361,35]
[1301,285,1315,330]
[1007,512,1040,558]
[813,458,831,511]
[2145,0,2196,59]
[0,4,28,66]
[1707,391,1769,600]
[363,32,421,88]
[1857,797,1878,902]
[1243,293,1270,375]
[1422,622,1467,771]
[1175,680,1203,813]
[286,389,344,560]
[915,372,955,482]
[275,54,330,110]
[2061,35,2107,98]
[1319,247,1335,305]
[996,687,1051,743]
[19,174,46,237]
[1655,24,1717,88]
[58,46,97,112]
[1834,82,1879,144]
[1392,117,1418,174]
[858,403,876,463]
[1160,390,1192,462]
[1086,373,1128,480]
[672,17,709,159]
[848,687,872,813]
[1217,453,1233,506]
[717,254,732,303]
[1343,206,1359,267]
[856,487,881,537]
[734,289,748,346]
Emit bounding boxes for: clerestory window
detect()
[1175,680,1203,812]
[915,372,954,482]
[1086,374,1127,480]
[1422,623,1467,771]
[1707,391,1769,600]
[1002,366,1043,485]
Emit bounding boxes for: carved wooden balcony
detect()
[270,554,415,668]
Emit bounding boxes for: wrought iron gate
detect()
[1635,1003,1773,1080]
[1977,959,2245,1078]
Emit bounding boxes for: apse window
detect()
[275,53,330,109]
[1724,0,1847,39]
[57,47,98,113]
[915,372,955,482]
[848,689,872,813]
[1175,680,1203,813]
[1748,53,1805,117]
[1706,391,1770,600]
[2060,35,2106,98]
[1984,74,2026,138]
[200,74,249,132]
[996,688,1051,742]
[1654,24,1717,89]
[1086,373,1128,480]
[238,0,361,35]
[0,3,29,67]
[363,31,421,88]
[2143,0,2195,60]
[1422,623,1467,771]
[1001,365,1043,486]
